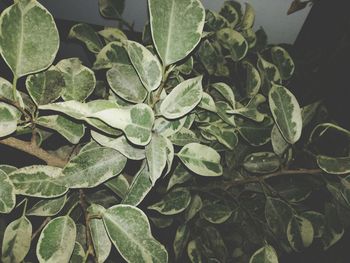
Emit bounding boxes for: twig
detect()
[31,217,52,241]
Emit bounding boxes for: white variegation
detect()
[26,195,67,216]
[287,215,314,251]
[89,218,112,263]
[211,82,236,108]
[68,23,103,53]
[249,245,278,263]
[216,28,248,61]
[146,134,168,185]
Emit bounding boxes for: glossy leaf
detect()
[243,152,280,173]
[216,28,248,61]
[69,23,103,53]
[317,155,350,175]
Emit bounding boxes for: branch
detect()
[31,217,51,241]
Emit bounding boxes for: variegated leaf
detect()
[26,195,67,217]
[93,41,129,70]
[69,23,103,53]
[243,152,280,174]
[146,134,168,185]
[271,46,295,80]
[287,215,314,251]
[216,28,248,61]
[249,245,278,263]
[317,155,350,175]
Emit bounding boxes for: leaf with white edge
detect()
[169,127,201,146]
[219,1,240,27]
[164,137,174,176]
[178,143,223,176]
[0,104,17,137]
[301,101,321,128]
[302,211,325,238]
[271,46,295,80]
[26,67,65,105]
[37,216,76,263]
[146,134,168,185]
[249,245,278,263]
[160,76,203,119]
[309,123,350,143]
[0,164,17,174]
[37,115,85,144]
[149,0,205,66]
[148,188,191,215]
[58,147,127,188]
[127,40,162,91]
[269,84,302,144]
[89,103,154,146]
[0,170,15,213]
[177,56,194,75]
[154,116,186,137]
[56,58,96,102]
[9,165,67,198]
[198,40,218,75]
[149,216,173,229]
[237,117,272,146]
[104,174,130,199]
[69,242,85,263]
[242,28,257,48]
[93,41,129,70]
[1,216,32,263]
[211,82,236,108]
[216,28,248,61]
[0,77,24,114]
[27,195,67,216]
[257,55,282,86]
[174,224,190,260]
[198,92,217,112]
[271,124,289,156]
[200,123,238,150]
[317,155,350,175]
[287,215,314,251]
[243,152,280,174]
[321,203,344,250]
[98,27,127,43]
[205,10,230,31]
[103,204,168,263]
[200,203,232,224]
[92,130,145,160]
[98,0,125,19]
[232,94,266,122]
[167,163,192,191]
[122,163,152,206]
[242,61,261,98]
[187,239,203,263]
[0,0,59,77]
[241,3,255,29]
[69,23,103,53]
[184,194,202,222]
[89,218,111,263]
[107,64,148,103]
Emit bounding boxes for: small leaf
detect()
[167,163,192,191]
[58,147,127,188]
[317,155,350,175]
[27,195,67,217]
[0,104,17,138]
[302,211,325,238]
[154,117,186,137]
[178,143,223,176]
[249,245,278,263]
[93,41,129,70]
[9,165,67,198]
[149,0,205,66]
[201,203,232,224]
[177,56,194,75]
[216,28,248,61]
[0,0,59,77]
[269,84,302,144]
[287,215,314,251]
[271,124,290,156]
[37,216,76,263]
[98,27,127,43]
[271,46,295,80]
[0,169,15,214]
[103,204,168,262]
[205,10,230,31]
[174,224,190,260]
[237,117,272,146]
[104,174,130,199]
[56,58,96,102]
[187,239,203,263]
[241,3,255,29]
[211,82,236,108]
[160,76,203,119]
[198,40,219,75]
[219,1,240,27]
[232,94,266,122]
[169,127,201,146]
[69,23,103,53]
[257,56,281,85]
[1,216,32,263]
[242,61,261,98]
[243,152,280,173]
[148,188,191,215]
[146,134,168,185]
[98,0,125,19]
[89,218,111,263]
[198,92,217,112]
[69,242,86,263]
[184,194,203,222]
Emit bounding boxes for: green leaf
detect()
[122,163,152,206]
[89,103,154,146]
[198,40,219,75]
[187,239,203,263]
[178,143,223,176]
[27,195,67,216]
[0,0,59,77]
[200,123,238,150]
[237,117,272,146]
[211,82,236,108]
[174,224,190,260]
[216,28,248,61]
[107,64,148,103]
[243,152,280,174]
[257,56,281,85]
[89,218,111,263]
[26,67,65,105]
[98,27,128,43]
[9,165,68,198]
[200,203,232,224]
[302,211,325,238]
[154,116,186,137]
[167,163,192,191]
[149,216,173,229]
[148,188,191,215]
[198,92,217,112]
[271,46,295,80]
[184,194,203,222]
[58,147,127,188]
[242,61,261,98]
[56,58,96,102]
[269,84,302,144]
[160,76,203,119]
[205,10,230,31]
[219,1,241,27]
[169,127,201,146]
[0,104,17,137]
[146,134,168,185]
[68,23,103,53]
[103,204,168,263]
[177,56,194,75]
[98,0,125,19]
[241,3,255,29]
[0,164,17,174]
[164,135,174,175]
[287,215,314,251]
[127,40,162,91]
[149,0,205,66]
[92,131,145,160]
[317,155,350,175]
[37,216,76,263]
[69,242,85,263]
[1,216,32,263]
[232,94,266,122]
[249,245,278,263]
[37,115,85,144]
[94,41,129,70]
[0,169,16,213]
[271,124,289,156]
[104,174,130,199]
[301,101,321,128]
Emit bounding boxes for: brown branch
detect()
[31,217,52,241]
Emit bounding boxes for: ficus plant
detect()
[0,0,349,262]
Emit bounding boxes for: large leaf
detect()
[0,170,15,213]
[9,165,68,198]
[89,103,154,146]
[149,0,205,66]
[1,216,32,263]
[58,147,127,188]
[249,245,278,263]
[269,84,302,144]
[160,76,203,119]
[0,0,59,77]
[107,64,148,103]
[56,58,96,102]
[146,134,168,185]
[127,40,162,91]
[178,143,223,176]
[26,67,65,105]
[317,155,350,175]
[287,215,314,251]
[37,216,76,263]
[89,218,112,263]
[103,204,168,263]
[0,104,17,137]
[216,28,248,61]
[68,23,103,53]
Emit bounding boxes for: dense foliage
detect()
[0,0,349,262]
